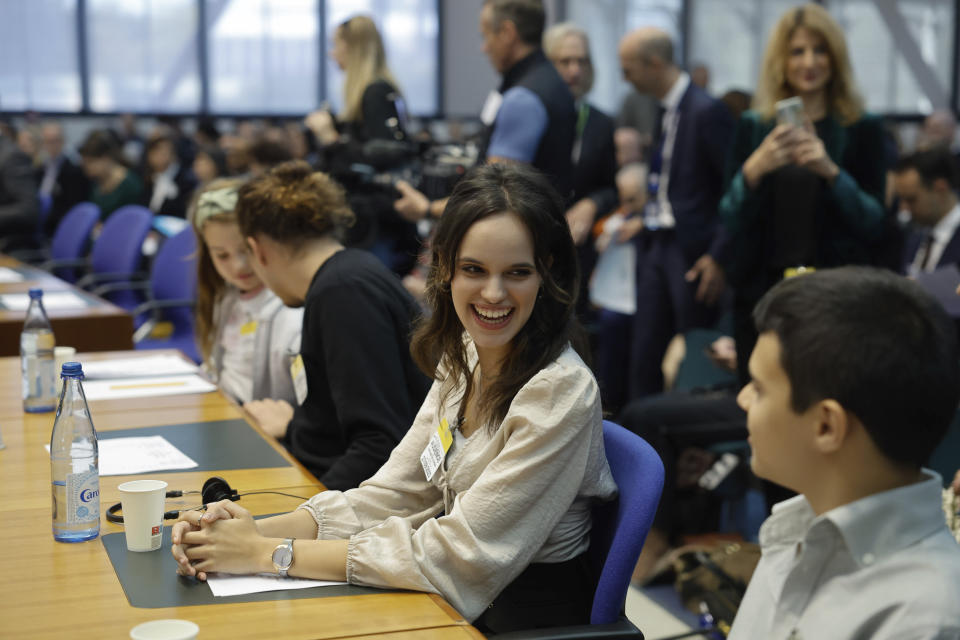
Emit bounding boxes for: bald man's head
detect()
[618,27,676,97]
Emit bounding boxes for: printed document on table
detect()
[207,573,347,597]
[81,374,216,401]
[0,267,24,283]
[45,435,198,475]
[81,354,200,380]
[0,291,89,311]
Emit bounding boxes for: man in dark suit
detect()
[893,148,960,274]
[618,27,734,399]
[0,124,40,254]
[544,21,617,326]
[38,122,91,237]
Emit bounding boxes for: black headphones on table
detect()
[107,476,306,524]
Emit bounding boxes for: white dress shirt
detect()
[729,470,960,640]
[646,72,690,230]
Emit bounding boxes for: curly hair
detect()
[410,163,587,431]
[234,160,355,248]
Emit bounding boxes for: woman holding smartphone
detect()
[718,2,887,383]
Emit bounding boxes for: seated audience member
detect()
[728,266,960,638]
[192,179,302,406]
[892,148,960,275]
[918,109,960,171]
[0,123,41,253]
[78,129,144,220]
[142,134,198,219]
[192,144,227,187]
[171,164,616,634]
[37,121,91,236]
[247,138,294,178]
[234,160,430,490]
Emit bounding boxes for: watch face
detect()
[272,546,292,568]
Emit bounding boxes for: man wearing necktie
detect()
[893,148,960,276]
[617,27,734,400]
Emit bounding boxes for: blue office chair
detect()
[131,227,200,363]
[78,205,153,309]
[496,420,664,639]
[40,202,102,282]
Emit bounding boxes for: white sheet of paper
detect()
[590,240,637,315]
[207,573,347,597]
[0,267,24,283]
[81,355,199,380]
[81,374,216,401]
[44,435,198,476]
[479,90,503,126]
[0,291,89,311]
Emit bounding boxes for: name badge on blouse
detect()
[290,354,307,405]
[420,418,454,481]
[240,320,258,336]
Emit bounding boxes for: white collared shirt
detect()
[915,202,960,274]
[148,162,180,213]
[648,72,689,229]
[728,470,960,640]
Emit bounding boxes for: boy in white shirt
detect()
[729,266,960,640]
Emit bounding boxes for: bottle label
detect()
[66,469,99,526]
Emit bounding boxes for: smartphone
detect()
[775,96,804,127]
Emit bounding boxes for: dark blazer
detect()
[573,104,617,216]
[40,155,91,236]
[903,219,960,272]
[0,135,40,252]
[666,83,735,265]
[142,164,198,219]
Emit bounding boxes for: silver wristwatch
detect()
[271,538,295,577]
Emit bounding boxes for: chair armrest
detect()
[132,298,195,317]
[494,618,644,640]
[77,271,148,289]
[41,257,88,272]
[93,280,152,296]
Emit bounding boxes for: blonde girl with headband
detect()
[192,178,303,406]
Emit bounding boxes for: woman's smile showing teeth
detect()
[473,305,514,328]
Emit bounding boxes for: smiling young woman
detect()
[171,163,617,635]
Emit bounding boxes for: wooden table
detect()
[0,255,134,356]
[0,352,484,639]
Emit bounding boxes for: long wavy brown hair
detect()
[753,3,864,126]
[410,163,588,431]
[191,177,247,362]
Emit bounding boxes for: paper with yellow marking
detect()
[420,418,453,481]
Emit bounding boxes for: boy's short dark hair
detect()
[753,266,960,468]
[894,148,960,190]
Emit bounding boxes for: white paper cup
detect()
[119,479,168,552]
[130,619,198,640]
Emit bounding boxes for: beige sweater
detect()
[297,343,618,621]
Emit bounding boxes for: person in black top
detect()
[37,121,91,237]
[238,160,430,491]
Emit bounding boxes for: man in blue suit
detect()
[893,148,960,275]
[618,27,734,400]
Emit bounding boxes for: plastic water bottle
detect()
[21,288,57,413]
[50,362,100,542]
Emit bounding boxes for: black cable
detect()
[235,490,310,501]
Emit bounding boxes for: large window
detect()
[568,0,682,115]
[86,0,200,112]
[325,0,439,117]
[827,0,956,113]
[0,0,81,111]
[207,0,320,115]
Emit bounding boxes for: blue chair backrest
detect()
[90,205,153,277]
[589,420,665,625]
[151,227,197,302]
[49,202,101,282]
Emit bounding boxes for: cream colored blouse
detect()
[297,342,617,621]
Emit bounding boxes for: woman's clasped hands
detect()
[743,120,839,189]
[171,500,271,581]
